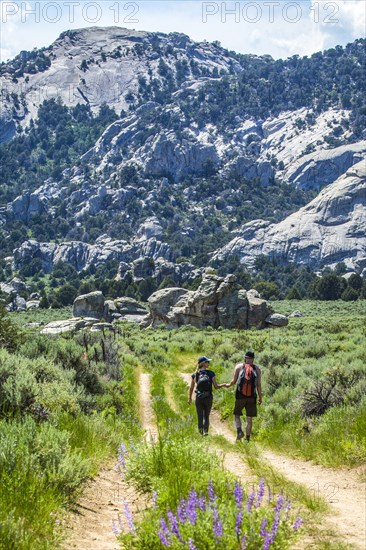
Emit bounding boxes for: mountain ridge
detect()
[0,28,365,303]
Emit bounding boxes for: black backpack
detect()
[195,370,212,394]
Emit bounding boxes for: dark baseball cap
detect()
[245,351,255,358]
[198,356,211,364]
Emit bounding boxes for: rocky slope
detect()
[1,29,365,282]
[0,27,239,143]
[212,160,366,275]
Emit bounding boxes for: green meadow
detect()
[0,300,365,549]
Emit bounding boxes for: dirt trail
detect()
[262,449,366,549]
[62,371,153,550]
[181,372,366,549]
[139,372,159,442]
[62,464,147,550]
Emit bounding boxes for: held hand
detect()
[188,398,192,405]
[225,383,230,388]
[258,396,262,405]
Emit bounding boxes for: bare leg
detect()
[234,415,242,429]
[246,417,253,438]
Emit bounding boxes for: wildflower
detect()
[241,535,248,549]
[112,520,122,536]
[152,490,158,508]
[256,478,265,508]
[269,493,284,542]
[158,529,170,547]
[263,533,272,550]
[123,501,136,534]
[212,507,223,540]
[177,499,187,523]
[260,517,267,538]
[208,480,216,504]
[246,488,255,513]
[117,443,128,472]
[187,490,198,525]
[197,495,206,511]
[292,517,303,531]
[234,481,244,509]
[235,510,243,536]
[167,511,182,541]
[188,538,197,550]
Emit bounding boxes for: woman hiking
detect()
[188,356,225,435]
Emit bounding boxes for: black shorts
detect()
[234,397,257,417]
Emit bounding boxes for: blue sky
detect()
[1,0,365,62]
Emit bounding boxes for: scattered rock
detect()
[265,313,289,327]
[289,310,303,317]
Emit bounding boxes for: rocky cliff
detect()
[212,161,366,275]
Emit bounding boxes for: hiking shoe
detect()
[203,430,209,436]
[246,435,250,442]
[199,429,204,435]
[236,428,244,441]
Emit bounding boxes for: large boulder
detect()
[147,287,190,327]
[144,274,275,329]
[72,291,105,319]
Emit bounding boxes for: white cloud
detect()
[0,0,364,62]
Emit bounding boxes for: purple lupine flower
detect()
[235,510,243,536]
[187,490,198,525]
[260,517,267,538]
[256,478,265,508]
[188,538,197,550]
[268,485,272,503]
[212,507,223,540]
[241,535,248,549]
[197,495,206,511]
[111,520,122,536]
[177,499,187,523]
[292,517,303,531]
[284,497,292,520]
[123,501,136,534]
[158,517,170,546]
[160,518,170,535]
[234,481,244,509]
[246,488,255,513]
[263,533,272,550]
[158,529,170,547]
[270,493,284,542]
[167,511,182,541]
[117,443,128,477]
[208,480,216,503]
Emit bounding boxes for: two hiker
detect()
[188,352,262,441]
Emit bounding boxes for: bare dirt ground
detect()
[139,372,159,442]
[61,464,148,550]
[262,449,366,549]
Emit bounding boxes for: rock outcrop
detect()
[72,291,148,323]
[72,291,105,319]
[144,273,284,329]
[212,160,366,274]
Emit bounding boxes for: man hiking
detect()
[188,356,225,435]
[225,351,262,442]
